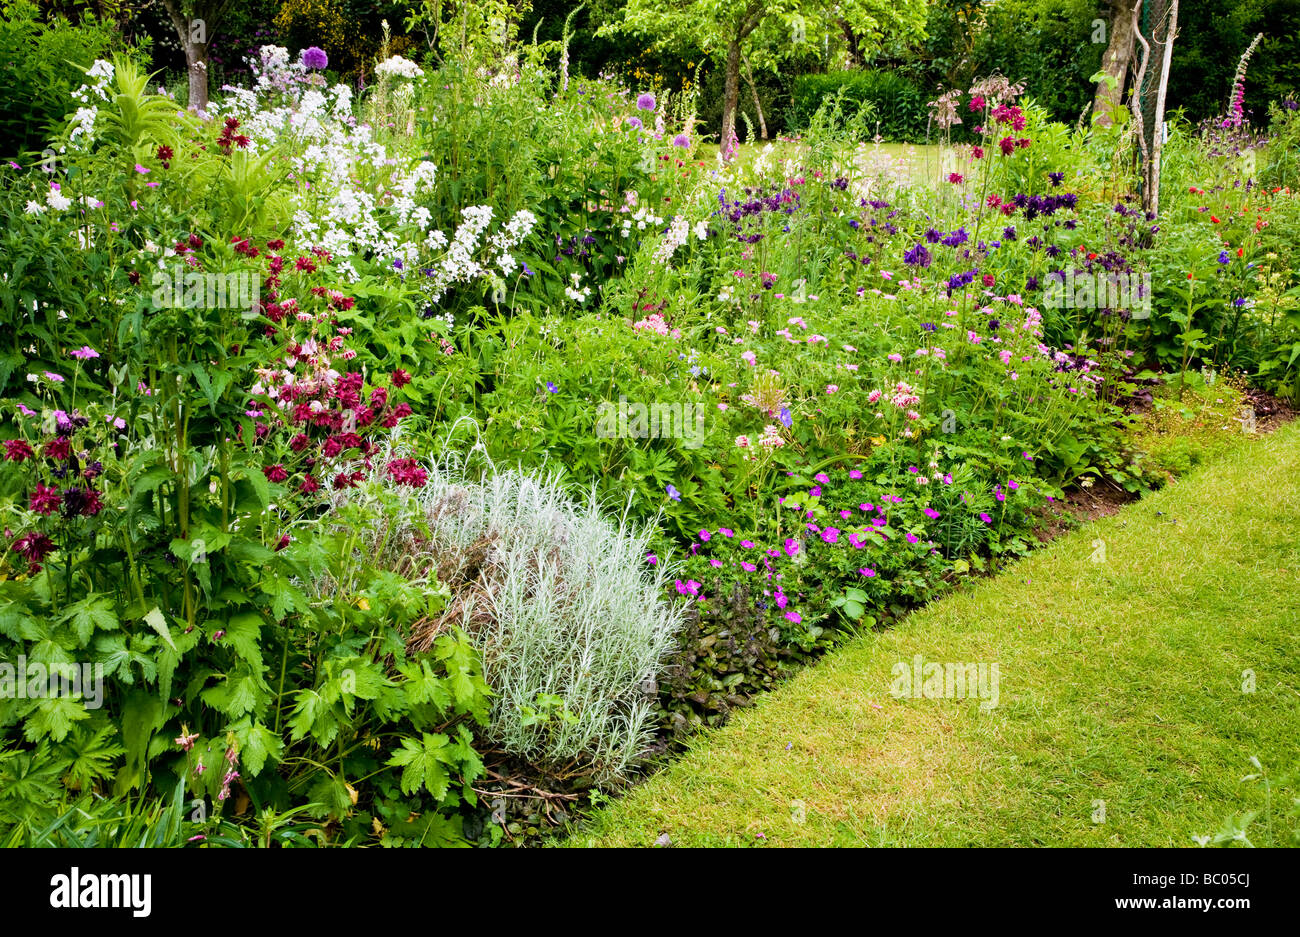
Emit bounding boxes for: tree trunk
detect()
[185,42,210,113]
[1092,0,1138,127]
[1144,0,1179,218]
[742,53,767,140]
[722,38,741,158]
[161,0,211,113]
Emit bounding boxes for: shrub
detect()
[790,69,928,141]
[349,451,685,784]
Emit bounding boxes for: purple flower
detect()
[778,407,792,428]
[626,116,643,130]
[301,47,329,70]
[783,538,799,556]
[546,381,558,393]
[666,483,681,501]
[69,346,99,359]
[699,529,711,542]
[785,611,802,624]
[636,92,656,111]
[672,133,690,148]
[646,552,658,565]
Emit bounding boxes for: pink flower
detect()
[826,384,838,394]
[134,164,150,174]
[785,611,802,624]
[741,350,757,366]
[69,346,100,359]
[859,567,876,578]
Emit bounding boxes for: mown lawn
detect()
[566,422,1300,847]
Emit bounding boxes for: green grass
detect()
[566,422,1300,847]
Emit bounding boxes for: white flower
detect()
[375,55,424,79]
[24,201,46,215]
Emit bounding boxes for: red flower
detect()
[971,145,984,159]
[299,476,320,494]
[263,464,289,483]
[387,458,428,488]
[267,239,285,250]
[128,270,142,285]
[380,403,412,429]
[1210,216,1220,224]
[44,437,71,461]
[294,257,317,273]
[157,144,174,169]
[947,172,963,184]
[999,137,1015,156]
[369,386,388,409]
[391,369,411,388]
[982,274,996,287]
[289,433,311,452]
[275,534,291,551]
[4,439,34,462]
[30,484,62,515]
[12,531,55,572]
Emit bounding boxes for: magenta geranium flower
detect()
[69,346,99,359]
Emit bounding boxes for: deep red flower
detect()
[263,464,289,483]
[12,531,56,572]
[369,387,388,409]
[128,270,142,285]
[4,439,34,462]
[275,534,291,551]
[971,145,984,159]
[30,484,61,515]
[289,433,311,452]
[380,403,412,429]
[44,437,71,461]
[999,136,1015,156]
[387,458,427,488]
[267,239,285,250]
[391,369,411,388]
[294,257,316,273]
[299,476,320,495]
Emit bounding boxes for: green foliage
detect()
[790,70,926,141]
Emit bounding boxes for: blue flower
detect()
[666,483,681,502]
[1218,250,1230,264]
[779,407,792,428]
[521,262,534,277]
[546,381,558,393]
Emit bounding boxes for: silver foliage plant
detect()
[336,436,684,783]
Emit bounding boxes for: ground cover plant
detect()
[0,1,1296,850]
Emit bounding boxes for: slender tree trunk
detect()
[742,53,767,140]
[1093,0,1138,127]
[722,38,741,156]
[1145,0,1179,218]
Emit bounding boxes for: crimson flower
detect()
[262,464,289,483]
[4,439,34,462]
[30,484,62,515]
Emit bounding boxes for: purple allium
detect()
[301,47,329,70]
[626,116,643,130]
[636,93,656,111]
[672,133,690,148]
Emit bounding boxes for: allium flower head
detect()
[301,47,329,70]
[636,92,656,111]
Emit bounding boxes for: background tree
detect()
[159,0,236,112]
[601,0,926,152]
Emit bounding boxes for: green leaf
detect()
[117,690,164,793]
[388,733,452,799]
[143,607,177,653]
[59,595,119,647]
[224,612,265,673]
